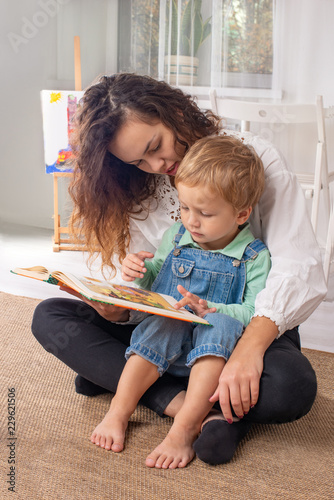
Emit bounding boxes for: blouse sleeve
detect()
[245,134,327,335]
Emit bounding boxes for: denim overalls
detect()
[126,224,267,377]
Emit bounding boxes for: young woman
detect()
[32,73,327,465]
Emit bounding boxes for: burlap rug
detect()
[0,292,333,500]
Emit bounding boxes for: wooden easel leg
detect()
[53,173,60,252]
[50,37,83,252]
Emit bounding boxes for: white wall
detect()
[0,0,117,229]
[1,1,57,229]
[1,0,334,230]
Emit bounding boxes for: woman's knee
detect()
[250,337,317,423]
[31,298,84,355]
[32,298,56,337]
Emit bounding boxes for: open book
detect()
[11,266,210,325]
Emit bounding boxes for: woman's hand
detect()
[174,284,217,318]
[209,316,279,421]
[59,286,130,322]
[121,251,154,282]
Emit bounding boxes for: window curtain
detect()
[54,0,334,242]
[54,0,334,102]
[55,0,334,105]
[276,0,334,104]
[119,0,276,90]
[270,0,334,163]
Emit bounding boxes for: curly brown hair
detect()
[69,73,221,275]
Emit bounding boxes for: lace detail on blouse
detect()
[153,175,180,222]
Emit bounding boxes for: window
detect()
[220,0,274,88]
[118,0,274,89]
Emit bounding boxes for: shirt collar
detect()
[178,223,255,259]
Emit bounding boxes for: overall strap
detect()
[173,223,187,246]
[242,238,267,262]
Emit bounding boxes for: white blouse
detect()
[127,130,327,335]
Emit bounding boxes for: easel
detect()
[52,36,83,251]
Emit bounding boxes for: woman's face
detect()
[109,118,186,175]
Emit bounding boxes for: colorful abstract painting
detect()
[41,90,84,173]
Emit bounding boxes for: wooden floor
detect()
[1,221,333,353]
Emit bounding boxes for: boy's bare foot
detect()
[90,408,128,452]
[145,422,198,469]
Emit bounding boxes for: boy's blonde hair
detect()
[175,135,265,213]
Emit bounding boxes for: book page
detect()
[11,267,210,325]
[58,273,209,325]
[12,266,51,281]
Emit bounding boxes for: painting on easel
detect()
[41,90,84,173]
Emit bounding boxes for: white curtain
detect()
[275,0,334,104]
[271,0,334,245]
[54,0,334,105]
[54,0,334,242]
[119,0,276,90]
[53,0,334,102]
[270,0,334,159]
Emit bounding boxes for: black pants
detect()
[31,298,317,422]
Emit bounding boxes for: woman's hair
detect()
[69,73,221,275]
[175,135,265,213]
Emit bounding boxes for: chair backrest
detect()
[209,90,318,132]
[208,90,334,280]
[194,94,217,113]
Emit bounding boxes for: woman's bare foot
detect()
[90,406,129,452]
[145,421,198,469]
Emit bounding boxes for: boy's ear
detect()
[236,207,252,224]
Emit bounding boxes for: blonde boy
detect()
[91,136,271,469]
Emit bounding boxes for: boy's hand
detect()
[174,284,217,318]
[121,251,154,281]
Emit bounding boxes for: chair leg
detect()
[323,210,334,283]
[311,142,324,233]
[321,172,331,229]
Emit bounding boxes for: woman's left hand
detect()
[209,342,263,421]
[59,286,131,322]
[174,284,217,318]
[209,316,278,421]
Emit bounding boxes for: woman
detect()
[32,73,327,466]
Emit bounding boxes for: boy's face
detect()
[177,183,251,251]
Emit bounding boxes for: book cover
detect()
[11,266,210,325]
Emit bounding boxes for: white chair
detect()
[209,90,334,281]
[323,210,334,282]
[195,94,217,113]
[209,93,333,225]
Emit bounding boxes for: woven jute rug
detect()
[0,291,333,500]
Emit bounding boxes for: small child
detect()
[90,135,271,469]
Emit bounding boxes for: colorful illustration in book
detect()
[79,278,178,312]
[41,90,84,173]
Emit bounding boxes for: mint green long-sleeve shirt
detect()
[135,222,271,326]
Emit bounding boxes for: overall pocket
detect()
[171,257,235,304]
